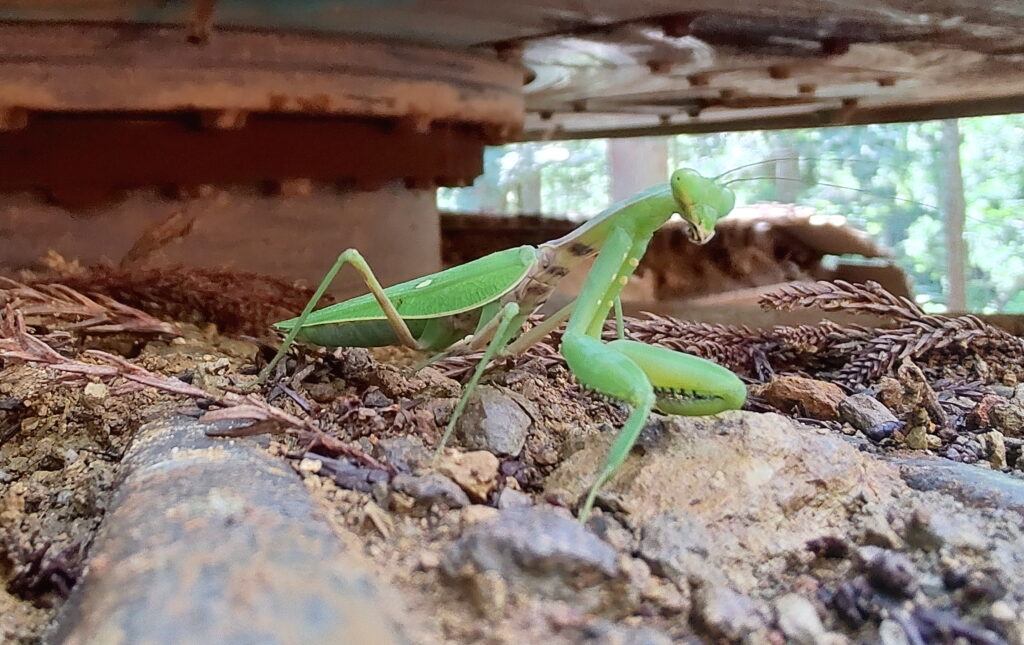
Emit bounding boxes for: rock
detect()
[775,593,826,645]
[546,412,906,594]
[437,450,500,502]
[461,504,499,526]
[83,381,108,403]
[442,508,618,602]
[839,394,901,440]
[905,508,987,552]
[496,487,532,510]
[990,399,1024,437]
[637,512,716,586]
[863,550,919,598]
[578,621,674,645]
[587,513,636,553]
[456,385,532,456]
[692,584,768,642]
[979,431,1008,469]
[898,458,1024,517]
[391,473,470,510]
[877,619,910,645]
[902,424,929,451]
[377,436,431,473]
[757,375,845,421]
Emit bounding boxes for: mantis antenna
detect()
[721,175,938,211]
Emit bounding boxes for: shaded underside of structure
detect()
[0,1,1021,144]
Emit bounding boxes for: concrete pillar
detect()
[0,182,440,300]
[608,137,668,202]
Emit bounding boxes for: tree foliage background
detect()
[438,115,1024,314]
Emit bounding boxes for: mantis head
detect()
[670,168,736,244]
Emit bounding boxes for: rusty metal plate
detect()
[0,22,523,134]
[0,114,484,202]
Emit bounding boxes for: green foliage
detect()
[439,115,1024,313]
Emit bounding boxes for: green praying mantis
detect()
[258,168,747,521]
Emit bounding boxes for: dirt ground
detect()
[1,273,1023,644]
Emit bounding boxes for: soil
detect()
[1,275,1023,644]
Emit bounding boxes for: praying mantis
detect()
[258,168,747,521]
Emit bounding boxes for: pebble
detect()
[775,593,826,645]
[979,430,1008,469]
[83,381,109,402]
[637,512,713,585]
[990,400,1024,437]
[391,473,470,510]
[298,457,323,474]
[877,619,910,645]
[839,394,901,440]
[496,487,532,510]
[461,504,499,526]
[436,450,500,502]
[455,385,531,456]
[864,550,919,598]
[757,375,846,421]
[692,584,768,642]
[377,436,431,473]
[442,507,618,581]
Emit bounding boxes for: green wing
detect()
[277,245,539,329]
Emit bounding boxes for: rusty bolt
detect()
[0,107,27,131]
[687,72,711,87]
[646,60,672,75]
[199,109,247,130]
[660,14,697,38]
[877,77,897,87]
[768,65,792,80]
[819,37,850,57]
[798,83,817,96]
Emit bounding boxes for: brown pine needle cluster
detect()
[436,280,1024,392]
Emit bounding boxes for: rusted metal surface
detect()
[48,412,402,645]
[0,114,483,202]
[0,22,524,134]
[9,2,1023,138]
[1,3,1022,138]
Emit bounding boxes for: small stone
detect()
[0,469,11,483]
[990,600,1015,622]
[437,450,500,502]
[442,507,618,586]
[83,381,108,402]
[496,487,532,510]
[980,430,1008,469]
[377,436,431,473]
[637,512,714,585]
[878,619,910,645]
[775,593,826,645]
[906,508,987,552]
[990,400,1024,438]
[461,504,499,526]
[859,513,904,550]
[418,551,441,570]
[693,585,768,642]
[758,375,845,421]
[55,490,74,505]
[902,425,929,450]
[642,576,689,615]
[839,394,901,440]
[456,385,531,456]
[391,473,470,511]
[864,550,919,598]
[467,569,507,618]
[298,457,323,473]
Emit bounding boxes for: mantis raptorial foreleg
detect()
[560,226,745,521]
[258,249,425,383]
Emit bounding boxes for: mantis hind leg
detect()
[257,248,423,383]
[434,302,524,456]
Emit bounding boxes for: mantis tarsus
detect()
[258,168,747,521]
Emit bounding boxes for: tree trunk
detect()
[940,119,967,312]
